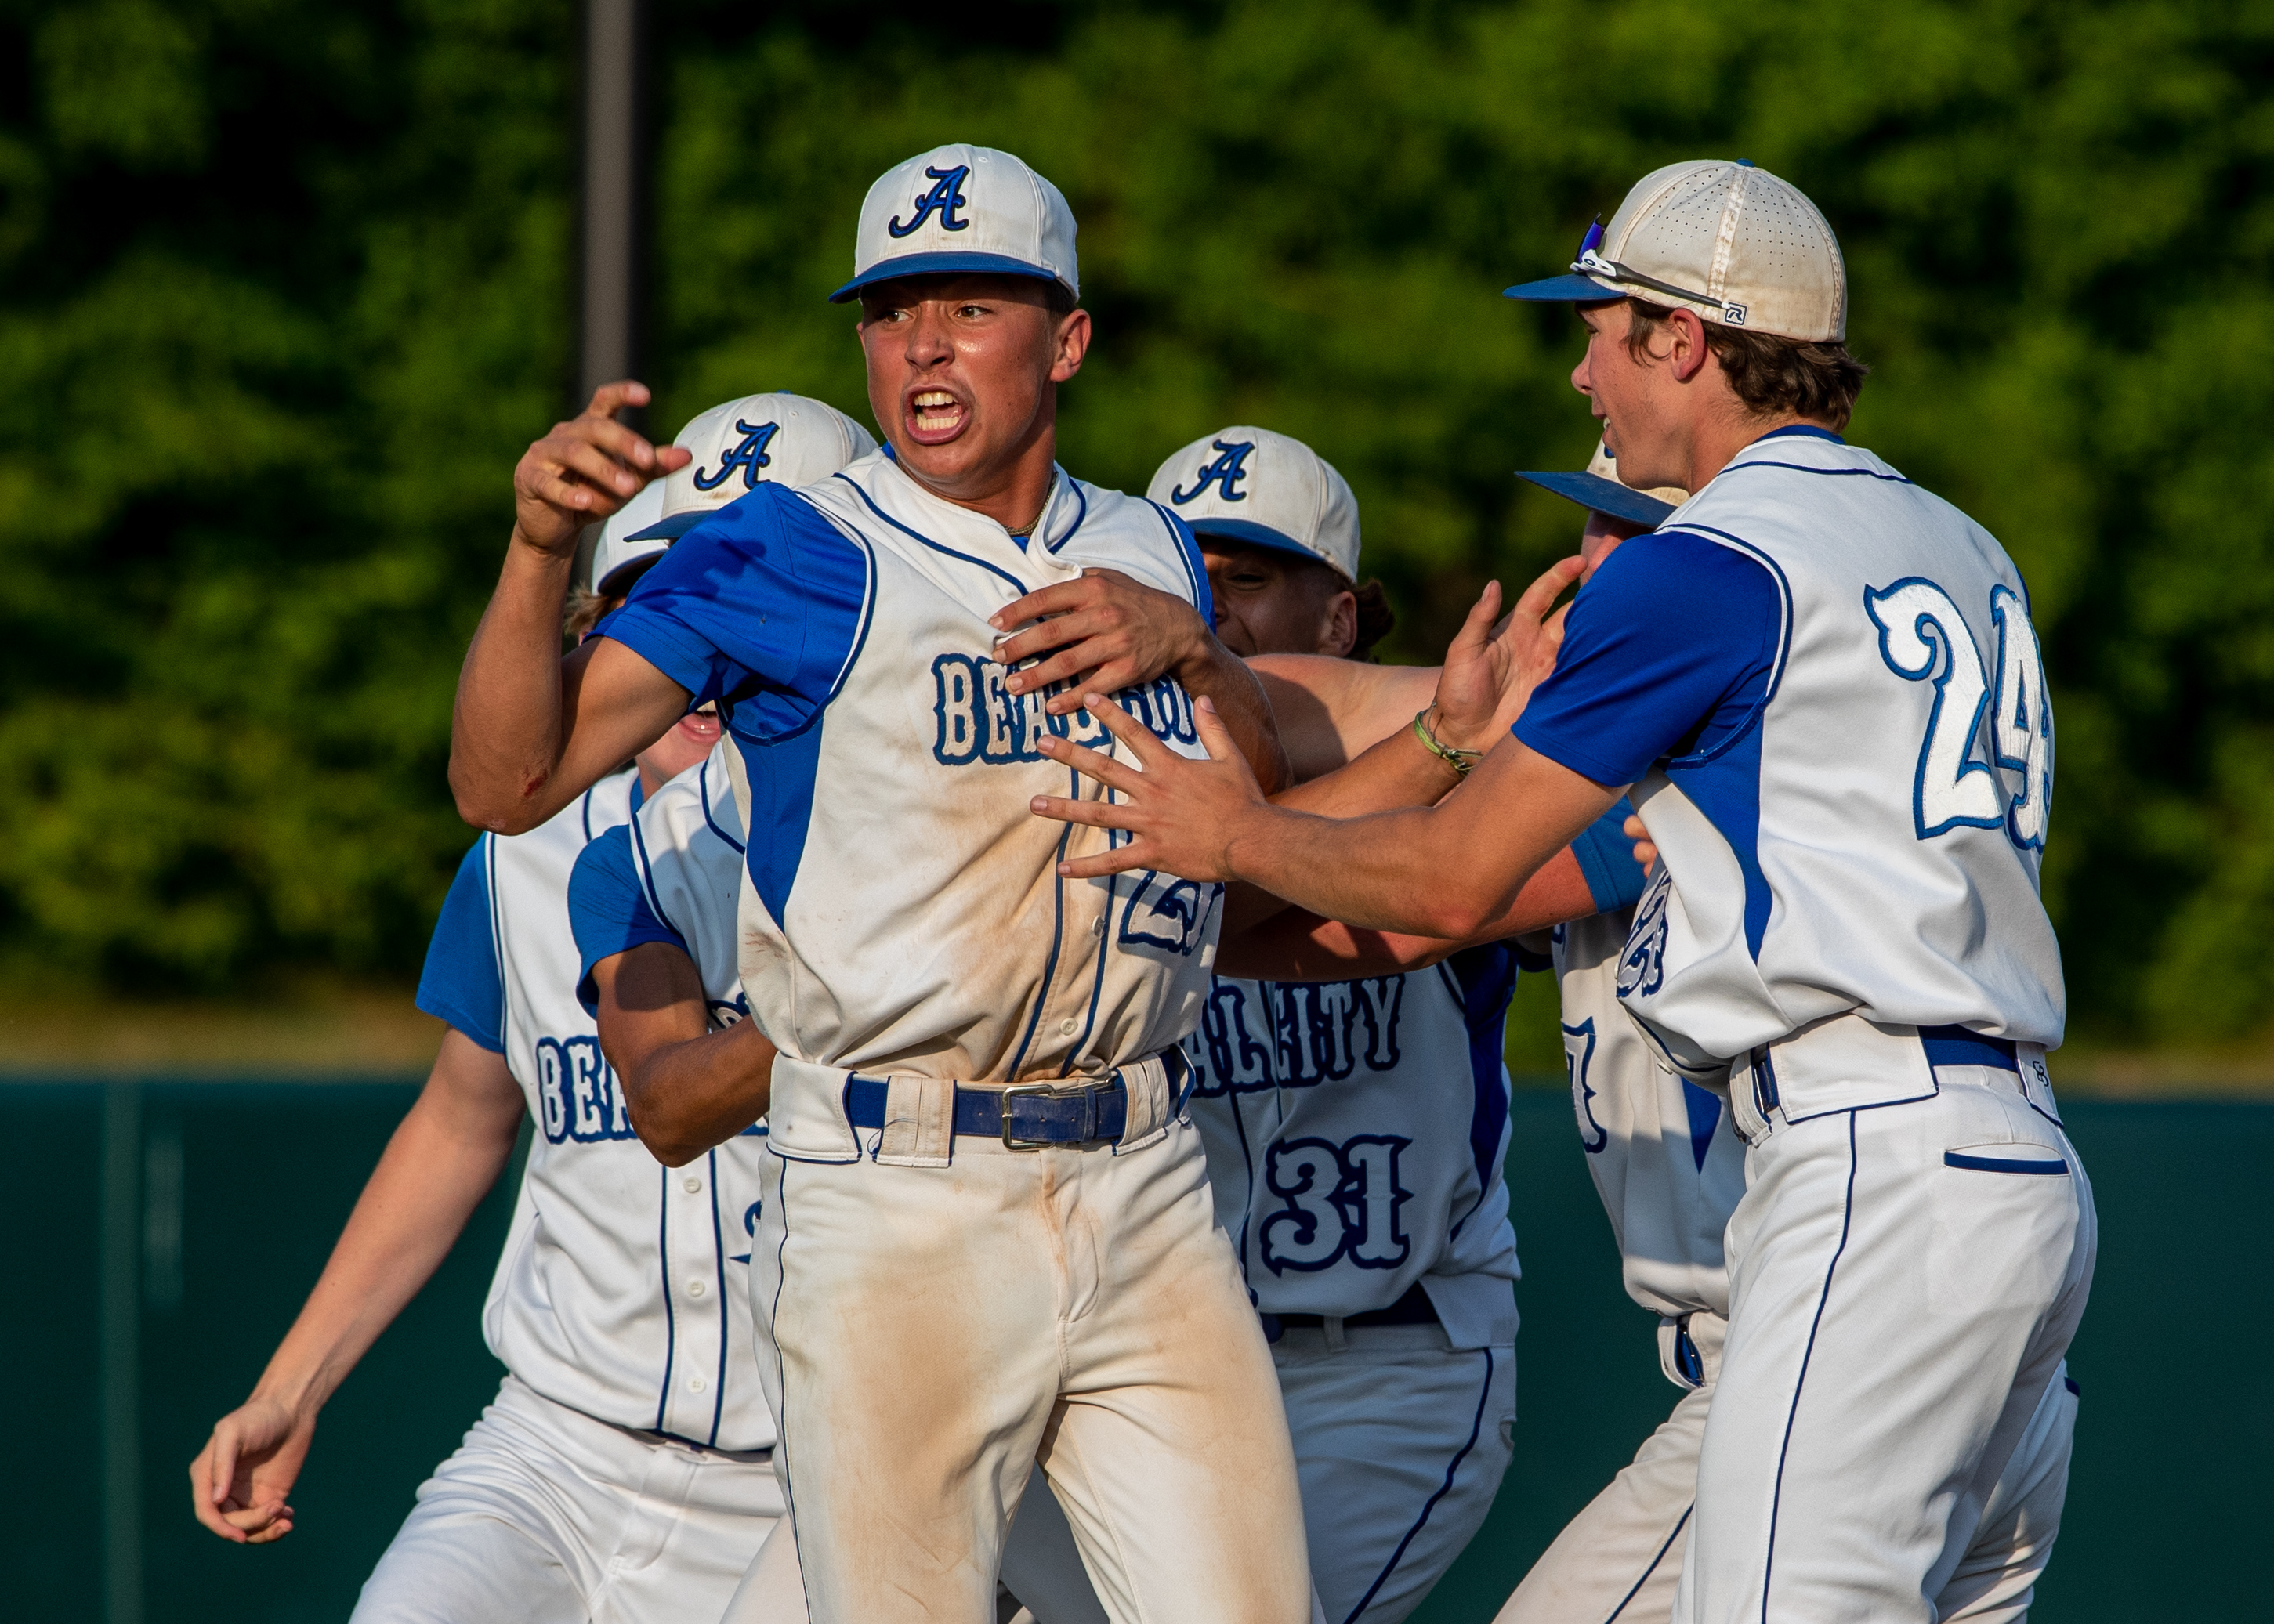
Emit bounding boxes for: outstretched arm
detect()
[188,1030,525,1544]
[988,570,1291,794]
[450,382,695,834]
[1034,697,1623,941]
[592,942,777,1167]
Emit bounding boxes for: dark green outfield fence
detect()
[2,1085,2261,1622]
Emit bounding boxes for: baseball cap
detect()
[829,144,1078,305]
[593,393,878,593]
[1147,427,1361,580]
[1515,441,1689,530]
[1504,160,1847,343]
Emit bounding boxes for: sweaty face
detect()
[1200,541,1356,658]
[856,274,1088,500]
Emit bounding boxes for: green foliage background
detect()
[1,0,2269,1043]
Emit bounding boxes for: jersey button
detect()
[686,1279,708,1298]
[1058,1017,1081,1037]
[682,1177,703,1194]
[687,1374,708,1394]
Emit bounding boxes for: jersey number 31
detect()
[1865,578,2052,850]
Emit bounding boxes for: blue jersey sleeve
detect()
[568,824,689,1017]
[1571,796,1649,913]
[1515,531,1782,787]
[416,840,505,1053]
[596,483,872,737]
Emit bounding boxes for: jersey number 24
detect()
[1865,578,2052,850]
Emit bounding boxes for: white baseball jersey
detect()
[1517,427,2063,1078]
[1185,952,1519,1348]
[598,449,1221,1095]
[1554,907,1747,1326]
[415,771,773,1450]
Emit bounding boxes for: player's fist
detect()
[510,381,693,559]
[189,1394,316,1545]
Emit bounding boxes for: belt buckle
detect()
[998,1080,1107,1151]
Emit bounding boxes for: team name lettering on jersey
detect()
[930,656,1197,765]
[1191,976,1407,1094]
[534,1035,636,1143]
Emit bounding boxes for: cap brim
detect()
[1502,272,1625,303]
[1514,469,1677,530]
[1183,518,1331,568]
[830,254,1068,304]
[624,510,712,544]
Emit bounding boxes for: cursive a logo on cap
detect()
[888,165,973,238]
[1170,439,1255,505]
[693,420,780,493]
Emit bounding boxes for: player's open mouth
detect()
[907,389,968,443]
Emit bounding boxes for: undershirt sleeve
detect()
[415,840,505,1053]
[1515,530,1783,788]
[567,825,690,1017]
[1570,796,1649,913]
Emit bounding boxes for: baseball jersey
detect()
[1186,947,1520,1348]
[415,771,773,1451]
[597,449,1220,1087]
[1517,427,2063,1071]
[1553,906,1747,1322]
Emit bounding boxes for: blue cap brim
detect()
[624,510,712,544]
[830,254,1067,304]
[1502,272,1625,303]
[1183,518,1329,567]
[1514,469,1676,530]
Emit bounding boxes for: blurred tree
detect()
[0,0,2269,1046]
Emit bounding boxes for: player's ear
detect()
[1049,307,1091,383]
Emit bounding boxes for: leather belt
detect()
[842,1049,1191,1149]
[1264,1282,1440,1342]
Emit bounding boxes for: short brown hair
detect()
[564,585,625,642]
[1348,577,1396,662]
[1624,299,1869,430]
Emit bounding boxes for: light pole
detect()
[575,0,646,586]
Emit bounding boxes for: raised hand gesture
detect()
[511,381,692,558]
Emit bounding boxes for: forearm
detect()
[1178,641,1291,796]
[450,537,576,831]
[245,1052,519,1415]
[623,1023,778,1166]
[1215,846,1600,978]
[1222,746,1619,940]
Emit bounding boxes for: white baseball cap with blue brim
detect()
[829,144,1079,305]
[1504,159,1847,344]
[592,392,878,595]
[1147,426,1361,581]
[1515,442,1689,530]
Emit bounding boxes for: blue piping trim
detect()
[580,784,595,845]
[1226,1054,1259,1278]
[708,1148,729,1445]
[1656,524,1796,723]
[654,1165,677,1431]
[1722,458,1914,485]
[1041,472,1088,554]
[1341,1345,1497,1623]
[769,1160,812,1622]
[1762,1112,1859,1619]
[481,836,507,1029]
[699,758,745,854]
[836,473,1029,596]
[1003,776,1074,1079]
[628,807,687,946]
[1604,1503,1693,1621]
[1944,1149,2069,1175]
[1145,498,1213,617]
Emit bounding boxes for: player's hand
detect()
[1427,556,1585,752]
[510,381,693,559]
[1625,812,1659,876]
[1033,695,1269,881]
[189,1393,314,1544]
[989,570,1215,714]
